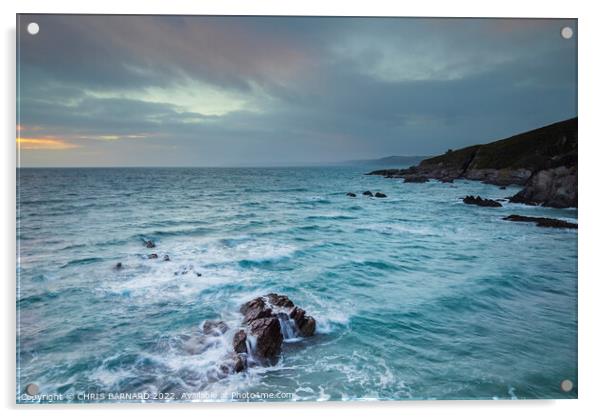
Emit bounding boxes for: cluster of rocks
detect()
[462,195,502,207]
[503,214,577,229]
[224,293,316,373]
[347,191,387,198]
[113,239,172,270]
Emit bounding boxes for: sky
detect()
[17,15,577,167]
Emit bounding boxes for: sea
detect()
[16,166,578,402]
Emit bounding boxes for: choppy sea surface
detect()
[16,167,577,402]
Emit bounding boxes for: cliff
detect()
[368,118,577,208]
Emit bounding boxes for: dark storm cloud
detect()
[17,15,577,166]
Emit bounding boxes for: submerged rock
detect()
[374,192,387,198]
[503,214,577,229]
[144,240,155,248]
[362,191,373,197]
[346,192,357,197]
[114,262,123,270]
[202,320,229,335]
[148,253,159,259]
[463,195,502,207]
[163,255,170,261]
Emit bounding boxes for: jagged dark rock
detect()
[463,195,503,207]
[202,320,229,336]
[248,317,283,360]
[368,118,577,208]
[375,192,387,198]
[362,191,373,197]
[114,262,123,270]
[290,306,317,337]
[232,330,247,353]
[237,294,316,363]
[148,253,158,259]
[346,192,357,197]
[266,293,295,309]
[240,297,273,324]
[509,166,577,208]
[144,240,155,248]
[198,294,317,378]
[503,214,577,229]
[163,255,170,261]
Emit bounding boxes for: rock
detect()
[232,354,246,372]
[144,240,155,248]
[509,165,577,208]
[503,214,577,229]
[220,353,247,374]
[346,192,357,197]
[237,294,317,360]
[148,253,158,259]
[195,272,202,277]
[290,306,316,337]
[202,320,229,335]
[163,255,170,261]
[240,297,273,324]
[232,330,247,353]
[266,293,294,309]
[248,316,283,360]
[499,186,507,190]
[403,175,429,183]
[463,195,502,207]
[374,192,387,198]
[114,262,123,270]
[362,191,373,197]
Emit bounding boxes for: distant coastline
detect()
[368,118,577,208]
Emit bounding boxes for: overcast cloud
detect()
[17,15,577,167]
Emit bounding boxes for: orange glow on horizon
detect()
[17,137,79,150]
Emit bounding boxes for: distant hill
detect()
[369,118,577,208]
[343,155,431,167]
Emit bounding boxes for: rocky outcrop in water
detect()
[363,191,373,197]
[463,195,502,207]
[368,118,577,208]
[233,293,316,368]
[346,192,357,197]
[502,214,577,229]
[374,192,387,198]
[144,239,156,248]
[179,294,315,379]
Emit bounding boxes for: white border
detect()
[3,1,601,417]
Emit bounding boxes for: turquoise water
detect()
[16,167,577,402]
